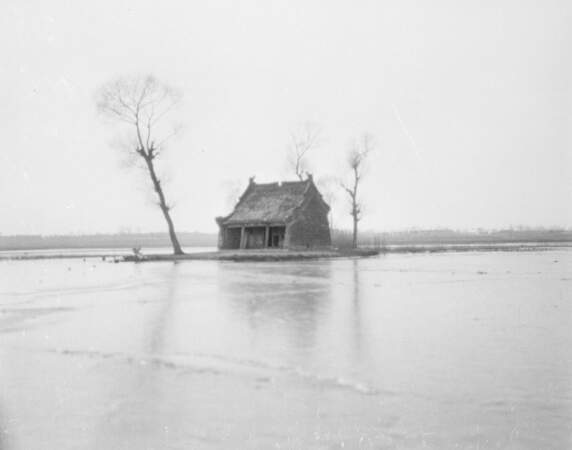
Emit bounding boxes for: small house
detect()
[216,175,331,250]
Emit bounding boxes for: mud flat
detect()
[121,243,571,262]
[123,248,381,262]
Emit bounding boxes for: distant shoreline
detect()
[1,229,570,252]
[1,242,570,262]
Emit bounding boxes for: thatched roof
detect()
[218,178,327,225]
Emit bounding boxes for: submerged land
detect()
[121,248,383,262]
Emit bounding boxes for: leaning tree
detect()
[341,133,375,249]
[96,75,184,255]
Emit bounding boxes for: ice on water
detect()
[0,250,571,449]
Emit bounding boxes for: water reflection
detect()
[145,262,179,353]
[0,406,11,450]
[217,261,333,355]
[94,262,180,449]
[3,251,570,448]
[350,258,363,361]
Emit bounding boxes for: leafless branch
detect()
[96,75,182,155]
[287,121,322,180]
[155,123,184,150]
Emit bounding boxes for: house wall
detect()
[219,226,241,249]
[286,195,331,249]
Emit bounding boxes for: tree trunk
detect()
[143,156,184,255]
[351,166,359,249]
[352,212,358,249]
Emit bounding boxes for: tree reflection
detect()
[145,262,180,354]
[351,258,363,361]
[94,262,180,449]
[0,406,11,450]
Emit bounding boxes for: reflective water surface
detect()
[0,250,571,449]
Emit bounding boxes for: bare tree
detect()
[341,133,375,249]
[96,75,184,255]
[287,122,321,180]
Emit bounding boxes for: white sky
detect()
[1,0,571,235]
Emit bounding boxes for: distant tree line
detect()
[0,232,217,251]
[2,229,570,251]
[330,228,572,249]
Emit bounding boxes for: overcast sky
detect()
[1,0,570,235]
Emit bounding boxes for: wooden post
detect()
[240,227,246,249]
[218,227,224,249]
[264,226,270,248]
[283,225,288,249]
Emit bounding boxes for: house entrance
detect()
[268,226,285,248]
[225,226,286,249]
[245,227,266,249]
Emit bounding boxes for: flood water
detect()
[0,250,571,449]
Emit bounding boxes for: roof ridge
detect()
[219,177,314,225]
[280,180,308,186]
[254,182,280,187]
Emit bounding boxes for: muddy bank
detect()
[123,248,381,262]
[122,243,570,262]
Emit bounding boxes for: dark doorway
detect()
[268,226,285,248]
[245,227,266,249]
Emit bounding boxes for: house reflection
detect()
[216,261,333,355]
